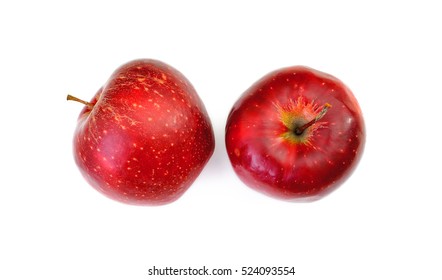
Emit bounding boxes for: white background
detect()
[1,1,441,279]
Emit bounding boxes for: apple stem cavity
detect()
[67,94,93,108]
[295,103,332,136]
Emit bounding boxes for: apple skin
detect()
[71,59,214,206]
[225,66,365,201]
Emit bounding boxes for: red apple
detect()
[225,66,365,201]
[68,59,214,206]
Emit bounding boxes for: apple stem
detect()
[66,94,93,108]
[294,103,332,135]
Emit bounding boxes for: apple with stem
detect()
[68,59,215,206]
[225,66,365,201]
